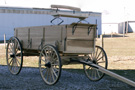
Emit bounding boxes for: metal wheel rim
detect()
[39,45,61,85]
[6,37,23,75]
[83,46,108,81]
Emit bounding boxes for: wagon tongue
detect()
[70,58,135,87]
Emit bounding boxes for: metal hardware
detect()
[50,17,64,25]
[88,26,95,35]
[38,38,44,50]
[27,38,32,49]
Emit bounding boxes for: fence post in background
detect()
[4,34,6,49]
[97,30,98,38]
[100,34,104,49]
[123,22,125,37]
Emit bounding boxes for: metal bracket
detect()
[38,38,45,50]
[72,24,78,35]
[88,25,94,35]
[50,17,64,25]
[72,19,90,35]
[27,39,32,49]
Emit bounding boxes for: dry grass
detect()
[1,33,135,70]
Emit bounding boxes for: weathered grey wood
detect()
[30,27,44,50]
[15,28,29,49]
[67,26,95,40]
[15,23,96,54]
[51,5,81,11]
[65,40,94,53]
[90,63,135,87]
[44,25,65,51]
[52,13,88,19]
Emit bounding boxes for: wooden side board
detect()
[14,23,96,54]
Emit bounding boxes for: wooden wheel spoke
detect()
[91,68,94,78]
[96,69,101,78]
[41,52,46,59]
[51,63,59,66]
[96,50,102,59]
[46,69,50,81]
[16,52,21,56]
[51,68,55,81]
[45,49,48,56]
[15,58,21,66]
[97,54,105,61]
[98,61,105,63]
[90,53,93,59]
[52,68,58,78]
[9,43,14,50]
[49,49,52,56]
[40,64,45,66]
[16,56,21,60]
[53,67,59,72]
[44,68,48,77]
[10,59,14,70]
[8,48,13,53]
[9,59,13,65]
[95,47,99,58]
[41,68,46,72]
[41,59,45,62]
[94,69,97,78]
[8,57,12,60]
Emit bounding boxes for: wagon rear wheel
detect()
[6,37,23,75]
[83,46,108,81]
[39,45,62,85]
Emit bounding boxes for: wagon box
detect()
[14,23,97,54]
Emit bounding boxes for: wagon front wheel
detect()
[6,37,23,75]
[39,45,62,85]
[83,46,108,81]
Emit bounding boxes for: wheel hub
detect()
[45,62,51,68]
[93,60,97,64]
[10,54,15,58]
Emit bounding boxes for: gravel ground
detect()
[0,65,135,90]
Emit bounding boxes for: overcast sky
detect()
[0,0,135,23]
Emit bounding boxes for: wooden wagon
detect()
[6,5,135,87]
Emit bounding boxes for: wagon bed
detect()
[14,23,97,54]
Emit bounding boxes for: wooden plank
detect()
[66,26,95,40]
[52,13,88,19]
[51,5,81,11]
[91,63,135,87]
[65,40,94,53]
[15,27,29,49]
[30,27,44,50]
[45,25,65,51]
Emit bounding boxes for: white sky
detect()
[0,0,135,23]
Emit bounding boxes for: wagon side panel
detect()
[15,28,29,49]
[64,25,96,54]
[44,26,65,51]
[30,26,44,50]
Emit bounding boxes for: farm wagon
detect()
[6,5,135,87]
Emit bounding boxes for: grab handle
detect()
[51,5,81,12]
